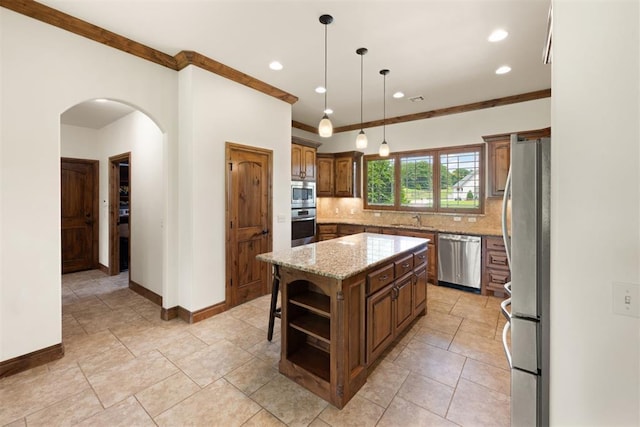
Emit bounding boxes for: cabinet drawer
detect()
[394,254,414,278]
[367,263,394,295]
[487,269,510,293]
[413,248,428,267]
[338,224,365,235]
[487,250,509,269]
[487,269,510,286]
[485,237,505,251]
[318,224,338,234]
[318,234,337,241]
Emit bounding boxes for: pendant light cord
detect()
[324,22,328,112]
[360,54,364,130]
[383,73,386,141]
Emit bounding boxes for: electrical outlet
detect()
[277,214,286,223]
[453,217,462,222]
[467,217,477,223]
[374,212,381,217]
[335,208,339,214]
[350,208,355,214]
[613,282,640,317]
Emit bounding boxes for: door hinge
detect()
[230,279,232,287]
[230,221,233,229]
[229,163,233,171]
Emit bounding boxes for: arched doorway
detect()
[60,98,165,332]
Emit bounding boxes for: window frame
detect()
[363,143,485,214]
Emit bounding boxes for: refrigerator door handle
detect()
[502,321,513,369]
[500,296,512,321]
[504,281,512,296]
[501,166,512,268]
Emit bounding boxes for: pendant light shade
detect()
[355,47,368,149]
[318,14,333,138]
[379,69,390,157]
[319,114,333,137]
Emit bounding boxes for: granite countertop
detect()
[256,233,429,280]
[316,218,502,237]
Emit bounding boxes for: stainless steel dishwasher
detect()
[437,234,482,290]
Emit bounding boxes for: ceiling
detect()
[61,100,136,129]
[46,0,551,131]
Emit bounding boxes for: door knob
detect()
[262,229,269,235]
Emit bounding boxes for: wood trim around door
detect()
[109,153,131,276]
[225,142,273,308]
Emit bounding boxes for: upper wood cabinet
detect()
[316,151,363,198]
[291,143,316,181]
[483,127,550,198]
[316,154,334,196]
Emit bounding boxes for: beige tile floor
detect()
[1,270,511,426]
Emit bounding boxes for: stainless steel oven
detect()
[291,181,316,209]
[291,208,316,247]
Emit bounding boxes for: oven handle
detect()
[291,217,316,222]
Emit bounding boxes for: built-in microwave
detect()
[291,181,316,208]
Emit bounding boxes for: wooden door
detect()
[226,143,272,307]
[61,158,99,274]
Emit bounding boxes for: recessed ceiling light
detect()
[488,29,509,42]
[393,91,405,99]
[95,98,109,103]
[495,65,511,75]
[269,61,283,71]
[315,86,326,94]
[324,108,333,115]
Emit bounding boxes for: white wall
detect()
[178,65,292,312]
[61,112,164,297]
[0,9,178,362]
[312,98,550,154]
[551,0,640,425]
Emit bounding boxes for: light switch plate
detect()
[613,282,640,318]
[277,214,286,223]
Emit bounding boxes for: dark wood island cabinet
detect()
[257,233,429,408]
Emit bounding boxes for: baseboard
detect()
[129,280,162,306]
[98,263,109,274]
[0,343,64,379]
[161,306,179,321]
[176,301,227,324]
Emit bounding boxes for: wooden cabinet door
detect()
[414,266,427,313]
[302,146,316,181]
[394,274,414,333]
[366,284,395,364]
[334,156,354,197]
[488,140,510,197]
[316,155,334,196]
[291,144,303,180]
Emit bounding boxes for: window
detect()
[364,144,484,214]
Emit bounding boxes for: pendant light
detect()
[379,69,390,157]
[318,14,333,138]
[355,48,368,149]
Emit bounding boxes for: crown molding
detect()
[0,0,298,105]
[330,89,551,133]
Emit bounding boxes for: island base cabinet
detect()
[366,284,395,364]
[278,268,367,409]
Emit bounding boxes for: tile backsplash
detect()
[316,197,508,236]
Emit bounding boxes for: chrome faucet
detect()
[412,215,422,226]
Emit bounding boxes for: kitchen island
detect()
[256,232,429,408]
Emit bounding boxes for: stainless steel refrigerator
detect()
[501,135,550,426]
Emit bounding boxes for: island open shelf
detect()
[257,232,429,408]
